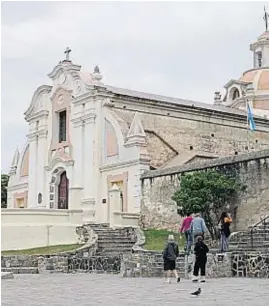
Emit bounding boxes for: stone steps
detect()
[1,267,39,274]
[1,272,14,279]
[88,224,137,257]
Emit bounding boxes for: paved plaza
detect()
[1,274,268,306]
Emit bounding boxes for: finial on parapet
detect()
[214,91,222,104]
[92,65,103,83]
[9,147,20,175]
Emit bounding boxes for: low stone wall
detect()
[141,149,269,231]
[121,251,231,278]
[2,250,268,278]
[1,254,121,274]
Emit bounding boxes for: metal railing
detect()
[249,215,269,249]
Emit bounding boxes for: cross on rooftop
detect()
[64,47,71,61]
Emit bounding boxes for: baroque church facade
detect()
[7,28,269,227]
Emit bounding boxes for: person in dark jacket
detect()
[163,234,180,283]
[192,235,209,283]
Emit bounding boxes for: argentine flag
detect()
[247,101,256,131]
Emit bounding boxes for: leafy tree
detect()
[172,169,241,240]
[1,174,9,208]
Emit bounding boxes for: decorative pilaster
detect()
[82,112,96,223]
[108,183,121,227]
[36,129,48,208]
[69,114,84,210]
[27,130,38,208]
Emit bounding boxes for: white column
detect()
[69,119,83,210]
[92,101,103,222]
[27,133,38,208]
[36,130,47,208]
[83,116,95,198]
[82,114,96,222]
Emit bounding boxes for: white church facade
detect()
[3,26,269,250]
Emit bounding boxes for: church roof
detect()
[106,85,259,118]
[258,30,269,41]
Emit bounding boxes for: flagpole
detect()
[245,98,249,152]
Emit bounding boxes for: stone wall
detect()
[113,103,269,169]
[2,250,269,278]
[141,149,269,231]
[121,250,269,279]
[121,251,232,279]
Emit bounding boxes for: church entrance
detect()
[58,171,69,209]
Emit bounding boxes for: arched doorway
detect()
[58,171,69,209]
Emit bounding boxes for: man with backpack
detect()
[163,234,180,284]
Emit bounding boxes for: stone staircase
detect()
[229,216,269,250]
[122,251,189,278]
[88,223,137,256]
[1,256,39,274]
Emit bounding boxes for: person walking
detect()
[218,212,232,253]
[190,213,207,241]
[163,234,180,284]
[192,235,209,283]
[179,212,193,252]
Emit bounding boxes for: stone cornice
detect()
[223,79,249,89]
[26,110,49,122]
[27,129,48,140]
[24,85,52,118]
[110,96,269,131]
[251,40,269,48]
[45,158,74,171]
[71,113,96,127]
[7,182,28,192]
[72,90,97,104]
[48,62,81,79]
[82,113,96,124]
[100,158,144,172]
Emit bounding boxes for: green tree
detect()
[1,174,9,208]
[172,170,241,240]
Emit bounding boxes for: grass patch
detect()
[143,229,185,251]
[1,244,82,256]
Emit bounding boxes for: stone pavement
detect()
[1,274,268,306]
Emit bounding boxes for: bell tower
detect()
[250,7,269,68]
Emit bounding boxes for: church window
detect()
[120,191,124,212]
[257,52,262,67]
[232,88,240,101]
[190,146,193,151]
[59,110,67,142]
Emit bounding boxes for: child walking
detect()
[192,235,209,283]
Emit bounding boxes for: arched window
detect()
[58,171,69,209]
[232,88,240,101]
[257,52,262,68]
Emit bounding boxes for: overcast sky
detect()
[1,1,267,173]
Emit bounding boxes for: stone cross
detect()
[264,6,269,32]
[64,47,71,61]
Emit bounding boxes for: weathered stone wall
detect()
[2,250,268,278]
[113,105,269,168]
[1,254,121,274]
[141,150,269,231]
[121,250,269,278]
